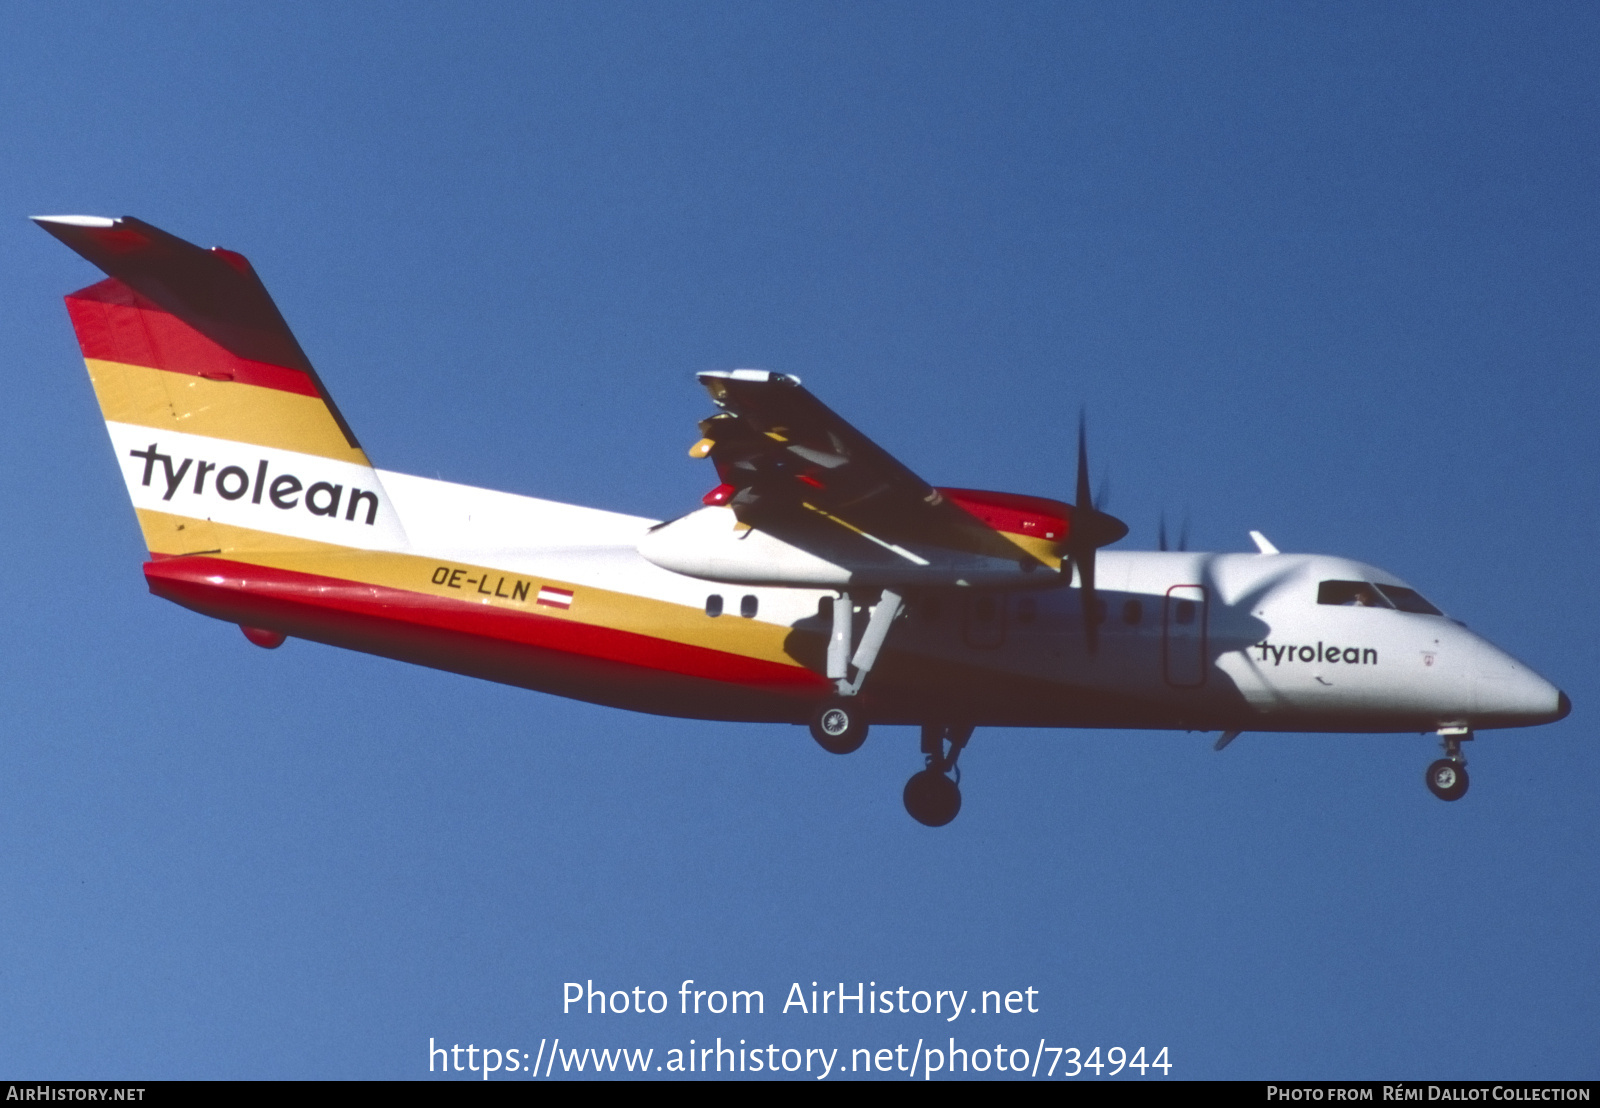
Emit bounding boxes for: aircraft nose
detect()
[1474,639,1568,726]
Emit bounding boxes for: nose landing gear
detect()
[1425,726,1471,801]
[904,724,972,826]
[1426,759,1468,801]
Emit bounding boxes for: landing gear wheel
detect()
[1425,758,1469,801]
[809,700,868,754]
[903,769,961,827]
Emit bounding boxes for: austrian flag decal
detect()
[536,586,574,610]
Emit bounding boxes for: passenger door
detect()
[1163,585,1208,687]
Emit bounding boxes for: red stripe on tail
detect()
[65,279,322,397]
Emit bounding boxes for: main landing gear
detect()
[1425,726,1471,802]
[805,587,904,756]
[802,588,975,825]
[903,724,972,827]
[809,698,868,754]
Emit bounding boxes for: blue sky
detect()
[1,1,1595,1080]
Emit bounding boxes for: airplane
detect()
[34,215,1571,826]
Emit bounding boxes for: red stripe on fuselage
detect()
[143,556,830,710]
[65,278,322,398]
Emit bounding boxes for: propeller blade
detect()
[1158,512,1169,552]
[1075,409,1093,512]
[1071,411,1097,653]
[1067,409,1127,655]
[1079,545,1099,653]
[1178,514,1190,553]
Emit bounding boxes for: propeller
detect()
[1065,411,1129,654]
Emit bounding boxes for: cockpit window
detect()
[1317,579,1442,615]
[1374,584,1442,616]
[1318,580,1389,608]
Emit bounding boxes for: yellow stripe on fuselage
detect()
[86,358,370,466]
[137,509,811,669]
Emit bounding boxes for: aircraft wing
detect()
[672,370,1065,584]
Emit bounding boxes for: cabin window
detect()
[818,596,833,619]
[1122,599,1143,625]
[740,594,759,619]
[706,594,724,617]
[1016,597,1037,625]
[1174,599,1196,625]
[961,592,1007,649]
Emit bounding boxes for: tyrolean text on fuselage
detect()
[1256,641,1377,666]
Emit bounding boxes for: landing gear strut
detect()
[805,588,904,755]
[903,724,972,826]
[1425,726,1471,802]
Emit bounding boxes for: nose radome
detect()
[1475,639,1567,725]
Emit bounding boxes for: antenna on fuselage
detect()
[1157,511,1190,552]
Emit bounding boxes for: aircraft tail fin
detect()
[36,216,407,556]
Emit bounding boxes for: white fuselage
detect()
[367,471,1563,733]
